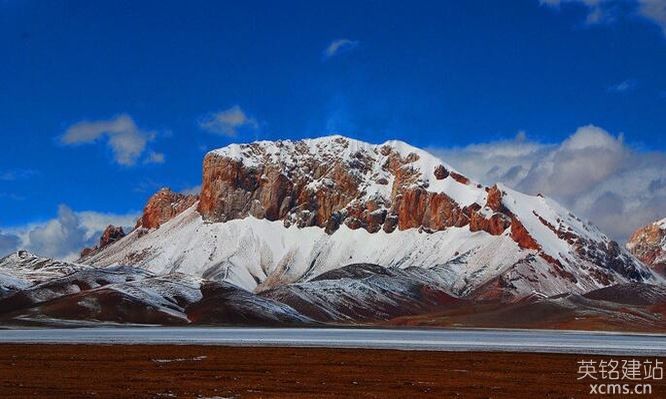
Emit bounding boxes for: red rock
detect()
[420,192,468,230]
[138,188,198,229]
[450,172,470,185]
[433,165,449,180]
[382,214,399,233]
[470,212,511,236]
[99,225,125,248]
[79,225,126,259]
[195,138,535,250]
[510,217,541,251]
[193,137,602,270]
[396,189,429,230]
[627,220,666,277]
[486,185,505,213]
[80,247,94,259]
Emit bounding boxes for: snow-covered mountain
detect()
[79,135,655,300]
[627,218,666,277]
[0,251,312,326]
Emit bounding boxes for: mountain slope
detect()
[627,217,666,277]
[0,252,314,326]
[81,135,655,299]
[388,283,666,333]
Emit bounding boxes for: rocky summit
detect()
[77,136,653,299]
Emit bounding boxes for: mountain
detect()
[80,135,654,300]
[80,225,127,258]
[627,218,666,277]
[0,251,312,327]
[2,252,663,331]
[387,283,666,333]
[2,135,661,329]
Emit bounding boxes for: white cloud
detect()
[432,124,666,242]
[540,0,615,24]
[638,0,666,35]
[0,169,37,181]
[198,105,259,137]
[0,192,25,201]
[323,39,359,59]
[60,114,159,166]
[608,79,638,93]
[0,205,139,260]
[540,0,666,36]
[145,151,166,164]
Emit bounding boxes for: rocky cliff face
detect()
[199,136,514,236]
[136,188,199,230]
[80,225,126,259]
[79,188,198,260]
[627,218,666,277]
[196,136,644,280]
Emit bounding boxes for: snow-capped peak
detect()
[83,135,656,299]
[206,134,486,211]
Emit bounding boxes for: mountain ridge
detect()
[79,135,654,299]
[1,135,662,328]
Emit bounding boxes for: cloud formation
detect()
[0,205,139,260]
[60,114,159,166]
[323,39,359,59]
[198,105,259,137]
[638,0,666,34]
[432,125,666,242]
[540,0,666,36]
[144,151,166,164]
[608,79,638,93]
[540,0,615,24]
[0,169,37,181]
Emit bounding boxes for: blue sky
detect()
[1,0,666,257]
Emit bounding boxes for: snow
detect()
[2,266,155,307]
[654,218,666,264]
[492,184,656,291]
[655,218,666,230]
[498,184,607,261]
[105,274,204,313]
[84,202,627,297]
[209,135,487,208]
[0,251,90,282]
[83,135,655,298]
[0,271,31,292]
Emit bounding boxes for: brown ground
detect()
[0,344,663,398]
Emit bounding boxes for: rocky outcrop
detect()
[192,136,651,285]
[81,189,198,259]
[627,219,666,277]
[81,136,652,297]
[80,225,126,259]
[198,136,499,237]
[79,189,197,260]
[100,225,125,248]
[510,217,541,251]
[433,165,449,180]
[137,188,198,230]
[199,144,365,227]
[79,247,94,259]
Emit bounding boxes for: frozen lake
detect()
[1,327,665,355]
